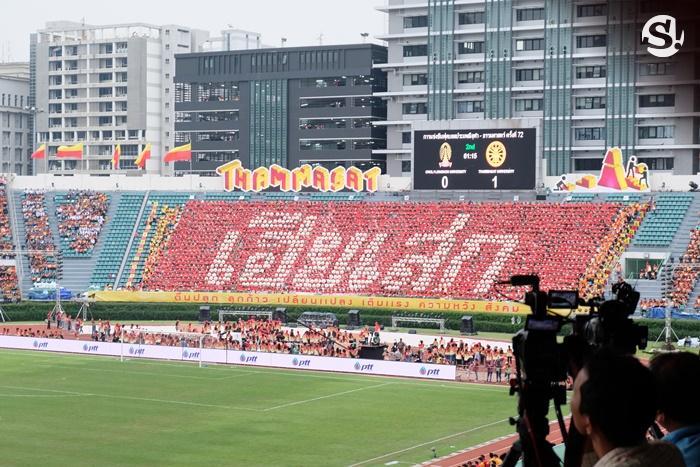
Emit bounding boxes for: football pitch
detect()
[0,349,516,467]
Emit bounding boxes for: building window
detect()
[638,157,674,170]
[514,99,543,111]
[577,4,607,17]
[575,96,606,109]
[300,97,345,109]
[299,140,347,151]
[639,94,675,107]
[456,100,484,113]
[574,127,606,140]
[403,73,428,86]
[402,102,427,114]
[300,118,347,129]
[576,35,607,48]
[516,8,545,21]
[638,126,674,139]
[403,45,428,57]
[458,11,485,25]
[457,71,484,83]
[175,82,192,103]
[300,77,347,88]
[576,65,606,78]
[401,160,412,173]
[458,41,484,54]
[402,132,411,144]
[196,82,240,102]
[574,158,603,171]
[515,38,544,51]
[404,16,428,28]
[515,68,543,81]
[640,62,673,76]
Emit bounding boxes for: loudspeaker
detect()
[198,306,211,322]
[273,307,287,323]
[347,309,361,327]
[460,315,475,335]
[359,345,386,360]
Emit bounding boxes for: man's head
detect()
[572,350,656,451]
[650,352,700,431]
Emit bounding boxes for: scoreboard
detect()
[413,129,537,190]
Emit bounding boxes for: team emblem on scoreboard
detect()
[485,141,507,168]
[438,142,453,168]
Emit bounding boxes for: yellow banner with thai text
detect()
[89,291,528,313]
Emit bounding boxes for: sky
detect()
[0,0,387,62]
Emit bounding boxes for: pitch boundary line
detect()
[263,382,393,411]
[0,384,263,412]
[346,418,510,467]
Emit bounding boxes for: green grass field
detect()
[0,349,518,467]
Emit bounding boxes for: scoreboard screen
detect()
[413,129,536,190]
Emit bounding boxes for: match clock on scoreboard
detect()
[412,129,537,190]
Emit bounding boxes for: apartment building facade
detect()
[0,68,31,175]
[174,44,388,175]
[31,21,207,174]
[374,0,700,178]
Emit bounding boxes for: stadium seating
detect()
[118,192,191,289]
[633,193,693,247]
[55,191,110,257]
[669,227,700,308]
[0,180,19,301]
[90,193,145,289]
[143,201,646,299]
[21,190,60,283]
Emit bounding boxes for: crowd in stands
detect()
[145,201,644,301]
[22,190,59,282]
[668,228,700,307]
[56,190,108,254]
[640,298,667,311]
[0,180,19,301]
[579,202,648,300]
[0,327,66,338]
[638,262,660,280]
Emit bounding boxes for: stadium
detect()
[2,0,700,466]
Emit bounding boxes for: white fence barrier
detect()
[0,336,456,380]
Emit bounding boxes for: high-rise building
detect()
[0,64,31,174]
[174,44,387,175]
[375,0,700,179]
[31,21,207,174]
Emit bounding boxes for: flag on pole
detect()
[31,144,46,159]
[112,144,121,170]
[56,142,84,159]
[135,144,151,169]
[163,143,192,163]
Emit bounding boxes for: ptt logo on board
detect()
[292,357,311,367]
[419,367,441,377]
[128,347,145,356]
[353,361,374,372]
[82,344,99,352]
[32,340,48,349]
[182,350,201,360]
[239,354,258,364]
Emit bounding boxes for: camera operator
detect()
[650,352,700,467]
[571,350,684,467]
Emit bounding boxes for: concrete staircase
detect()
[53,192,122,295]
[12,191,33,297]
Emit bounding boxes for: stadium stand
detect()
[90,193,145,289]
[668,227,700,308]
[118,192,191,289]
[55,190,110,256]
[143,200,647,299]
[633,193,693,247]
[0,180,19,301]
[21,190,60,283]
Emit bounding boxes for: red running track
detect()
[422,418,567,467]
